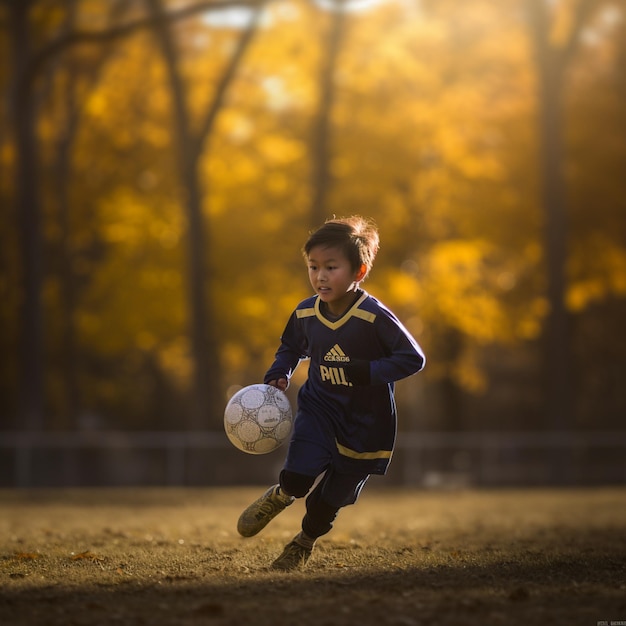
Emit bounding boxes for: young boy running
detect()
[237,216,425,570]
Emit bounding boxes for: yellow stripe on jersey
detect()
[313,293,377,330]
[352,309,376,323]
[335,440,393,460]
[296,308,316,319]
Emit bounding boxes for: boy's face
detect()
[306,245,366,315]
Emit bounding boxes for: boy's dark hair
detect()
[303,216,380,280]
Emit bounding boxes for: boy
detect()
[237,216,425,570]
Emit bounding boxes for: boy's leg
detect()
[236,484,294,537]
[238,428,334,541]
[236,470,317,538]
[271,469,369,570]
[302,468,369,538]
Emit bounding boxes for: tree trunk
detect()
[310,1,347,228]
[145,0,262,429]
[11,1,45,431]
[539,86,573,433]
[54,0,128,429]
[529,2,572,433]
[526,0,597,481]
[145,0,214,429]
[56,117,81,429]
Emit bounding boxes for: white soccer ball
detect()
[224,384,293,455]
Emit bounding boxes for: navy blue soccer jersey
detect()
[264,290,425,475]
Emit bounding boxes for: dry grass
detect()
[1,486,625,625]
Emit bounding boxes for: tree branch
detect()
[24,0,266,90]
[192,1,265,159]
[560,0,599,66]
[526,0,550,63]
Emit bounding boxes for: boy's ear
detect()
[356,264,367,282]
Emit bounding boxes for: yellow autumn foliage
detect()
[1,0,625,423]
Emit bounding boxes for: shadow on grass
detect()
[2,532,625,626]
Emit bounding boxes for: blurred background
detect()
[1,0,624,488]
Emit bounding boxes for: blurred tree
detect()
[565,1,626,428]
[525,0,599,433]
[330,0,542,427]
[8,0,45,430]
[3,0,264,430]
[145,0,265,428]
[309,0,348,227]
[49,1,129,429]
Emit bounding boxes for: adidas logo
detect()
[324,344,351,363]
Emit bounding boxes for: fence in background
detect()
[1,430,624,488]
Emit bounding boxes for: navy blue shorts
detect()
[283,433,370,508]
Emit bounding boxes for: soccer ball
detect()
[224,384,293,455]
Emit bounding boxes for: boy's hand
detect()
[267,378,288,392]
[344,359,371,386]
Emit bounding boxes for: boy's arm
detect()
[264,313,308,389]
[370,334,425,384]
[345,315,425,386]
[264,343,305,390]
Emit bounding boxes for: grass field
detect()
[1,486,625,626]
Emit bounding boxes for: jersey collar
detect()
[314,290,370,330]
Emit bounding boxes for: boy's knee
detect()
[279,470,316,498]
